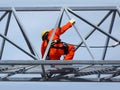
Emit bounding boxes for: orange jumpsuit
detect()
[41,22,75,60]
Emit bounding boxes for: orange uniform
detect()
[41,22,75,60]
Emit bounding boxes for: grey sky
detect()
[0,0,120,6]
[0,0,120,90]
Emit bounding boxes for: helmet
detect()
[41,30,49,37]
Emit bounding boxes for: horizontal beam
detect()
[0,71,114,74]
[0,6,118,11]
[0,60,120,65]
[0,65,115,74]
[0,77,120,82]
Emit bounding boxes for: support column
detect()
[102,11,116,60]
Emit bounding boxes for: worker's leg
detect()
[64,44,75,60]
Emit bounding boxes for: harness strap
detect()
[42,32,68,56]
[51,42,68,54]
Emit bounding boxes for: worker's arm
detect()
[56,19,75,35]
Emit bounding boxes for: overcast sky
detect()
[0,0,120,90]
[0,0,120,6]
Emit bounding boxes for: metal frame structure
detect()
[0,6,120,82]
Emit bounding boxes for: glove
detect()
[69,18,75,24]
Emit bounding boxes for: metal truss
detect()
[0,6,120,82]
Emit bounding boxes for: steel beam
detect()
[0,60,120,65]
[0,11,8,21]
[12,8,39,59]
[102,11,116,60]
[0,65,115,73]
[0,12,12,59]
[0,6,118,11]
[75,11,113,50]
[0,34,37,60]
[65,8,95,60]
[67,8,120,42]
[0,77,120,82]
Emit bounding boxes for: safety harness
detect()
[42,32,68,55]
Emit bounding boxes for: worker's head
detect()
[41,30,49,40]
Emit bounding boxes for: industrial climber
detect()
[41,19,75,60]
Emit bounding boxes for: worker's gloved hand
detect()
[69,18,75,24]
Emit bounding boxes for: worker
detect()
[41,19,75,60]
